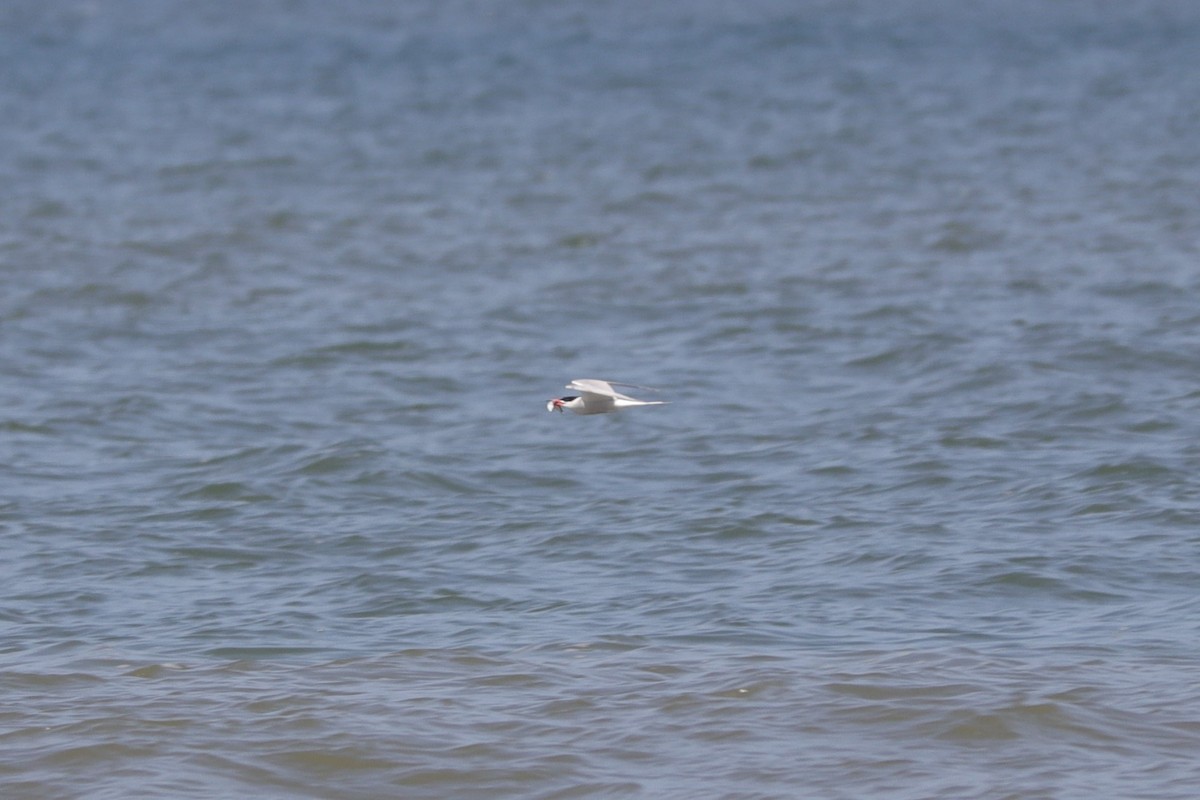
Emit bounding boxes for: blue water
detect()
[4,1,1200,797]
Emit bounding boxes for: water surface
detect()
[3,1,1200,797]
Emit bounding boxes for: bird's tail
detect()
[614,399,669,408]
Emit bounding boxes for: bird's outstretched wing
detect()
[567,379,659,402]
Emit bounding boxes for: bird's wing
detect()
[567,379,619,397]
[567,379,654,402]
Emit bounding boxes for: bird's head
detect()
[546,396,578,413]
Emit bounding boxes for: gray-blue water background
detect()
[3,1,1200,797]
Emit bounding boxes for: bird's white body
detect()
[547,379,667,415]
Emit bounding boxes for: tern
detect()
[547,379,668,415]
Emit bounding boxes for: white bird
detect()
[547,379,668,415]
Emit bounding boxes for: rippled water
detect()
[4,1,1200,797]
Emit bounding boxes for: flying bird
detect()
[547,379,668,415]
